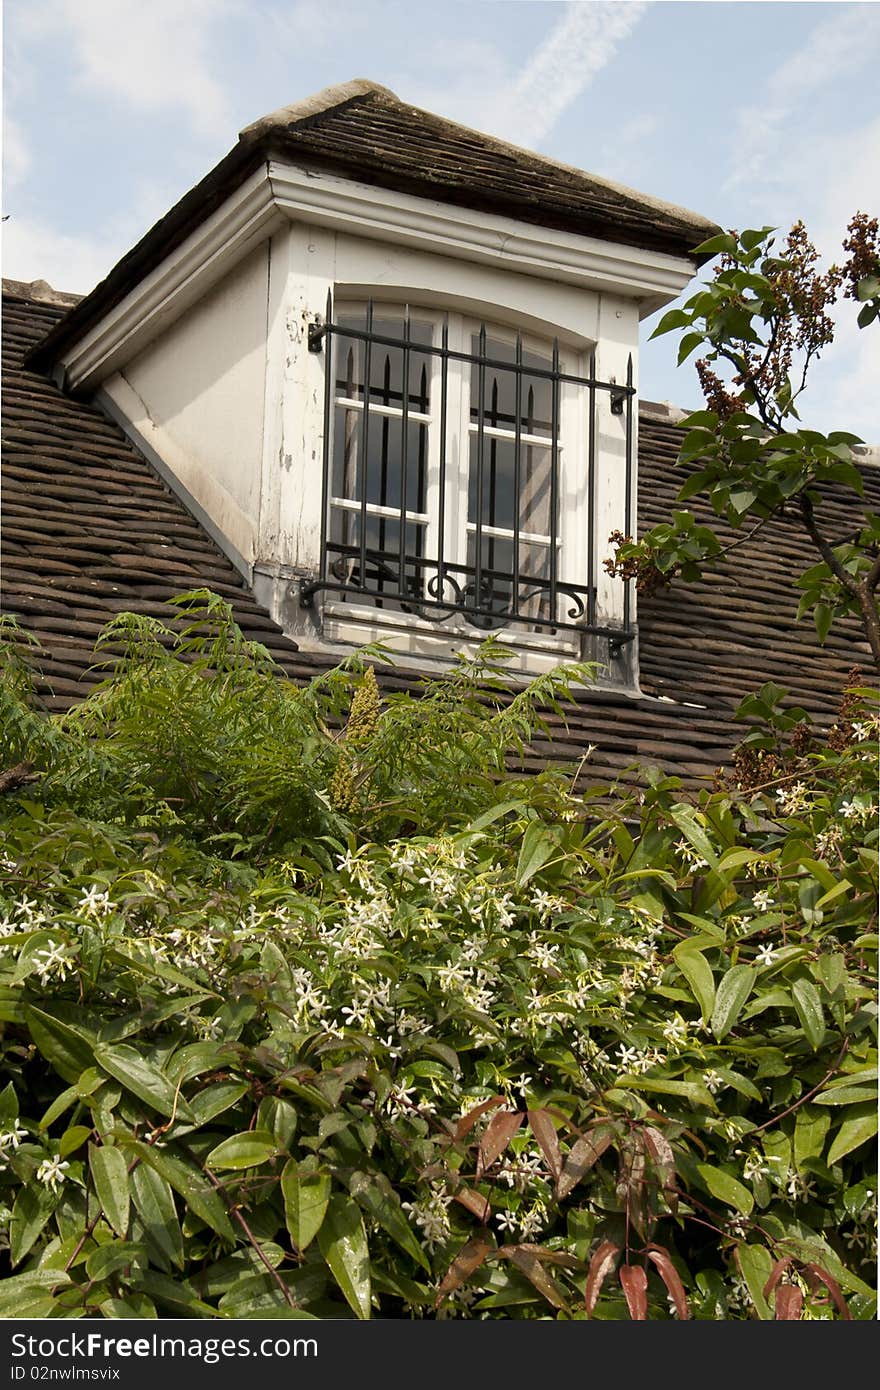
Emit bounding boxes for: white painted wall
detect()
[103,244,269,568]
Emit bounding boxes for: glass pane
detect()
[469,334,553,438]
[335,312,432,413]
[467,437,551,538]
[331,411,428,514]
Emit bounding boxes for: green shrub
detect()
[0,595,876,1319]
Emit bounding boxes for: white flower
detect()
[36,1157,70,1192]
[661,1015,689,1049]
[0,1121,28,1151]
[77,884,111,917]
[755,943,776,966]
[704,1070,724,1095]
[14,894,39,921]
[751,890,774,913]
[33,939,76,984]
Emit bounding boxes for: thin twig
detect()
[749,1036,851,1135]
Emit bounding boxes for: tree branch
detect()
[797,493,860,597]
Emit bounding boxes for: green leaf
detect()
[350,1170,431,1273]
[814,1084,877,1106]
[86,1241,148,1283]
[94,1042,189,1121]
[59,1124,91,1158]
[0,1270,72,1317]
[127,1140,234,1243]
[711,964,756,1040]
[0,1080,18,1122]
[317,1195,372,1319]
[672,943,716,1023]
[515,820,557,886]
[791,977,825,1049]
[697,1163,754,1215]
[89,1143,130,1239]
[616,1075,715,1108]
[130,1163,184,1271]
[827,1110,878,1165]
[206,1130,277,1170]
[794,1107,831,1167]
[281,1161,331,1251]
[736,1245,773,1319]
[693,232,739,257]
[669,804,718,870]
[677,330,706,365]
[184,1080,249,1131]
[649,307,693,339]
[26,1006,95,1084]
[10,1183,61,1267]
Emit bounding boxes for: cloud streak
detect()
[398,1,649,150]
[501,0,650,148]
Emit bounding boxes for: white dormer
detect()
[31,80,717,682]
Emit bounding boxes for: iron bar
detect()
[549,337,560,625]
[474,322,487,614]
[437,315,449,601]
[399,306,411,598]
[587,348,597,631]
[512,332,522,615]
[623,352,634,635]
[359,301,373,592]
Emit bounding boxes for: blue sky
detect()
[3,0,879,436]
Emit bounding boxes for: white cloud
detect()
[17,0,237,140]
[2,118,31,194]
[399,1,649,149]
[725,3,880,199]
[1,216,128,297]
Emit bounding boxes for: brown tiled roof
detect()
[2,285,874,790]
[27,80,719,378]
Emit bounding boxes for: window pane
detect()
[469,334,553,438]
[467,437,551,538]
[336,312,432,412]
[331,411,428,514]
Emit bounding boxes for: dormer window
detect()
[29,80,716,685]
[303,297,634,654]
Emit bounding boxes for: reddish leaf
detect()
[477,1110,525,1177]
[509,1247,570,1311]
[620,1138,647,1238]
[619,1264,648,1321]
[773,1284,804,1320]
[642,1126,678,1213]
[434,1236,492,1307]
[453,1187,491,1223]
[646,1245,690,1320]
[803,1263,851,1320]
[528,1108,562,1183]
[454,1095,505,1142]
[557,1125,614,1200]
[584,1239,620,1317]
[763,1257,794,1299]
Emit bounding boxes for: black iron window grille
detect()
[302,295,636,648]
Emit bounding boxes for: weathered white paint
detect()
[103,245,270,568]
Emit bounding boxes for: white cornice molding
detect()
[60,168,282,392]
[268,162,696,311]
[59,160,697,391]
